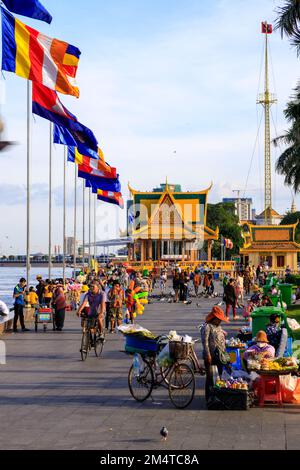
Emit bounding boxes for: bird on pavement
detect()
[160,426,168,441]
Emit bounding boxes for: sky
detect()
[0,0,299,255]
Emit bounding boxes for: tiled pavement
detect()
[0,286,300,450]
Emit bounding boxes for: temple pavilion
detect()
[240,222,300,270]
[127,182,219,262]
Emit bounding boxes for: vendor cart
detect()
[34,307,54,332]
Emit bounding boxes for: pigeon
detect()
[160,426,168,441]
[215,301,223,306]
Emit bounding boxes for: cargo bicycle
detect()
[126,335,205,409]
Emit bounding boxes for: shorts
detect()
[81,316,97,329]
[110,307,122,320]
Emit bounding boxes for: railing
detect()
[113,260,236,272]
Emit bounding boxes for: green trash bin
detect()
[278,284,292,307]
[269,294,280,307]
[251,306,285,338]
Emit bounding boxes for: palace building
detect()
[240,222,300,270]
[127,181,219,262]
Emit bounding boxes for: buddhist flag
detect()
[261,22,272,34]
[78,170,121,193]
[2,0,52,24]
[97,190,124,208]
[68,147,116,178]
[1,7,81,97]
[33,83,98,151]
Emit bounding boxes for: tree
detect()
[274,1,300,191]
[206,202,244,259]
[280,210,300,242]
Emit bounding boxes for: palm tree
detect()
[275,0,300,54]
[274,83,300,192]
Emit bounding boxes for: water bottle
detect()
[133,353,140,377]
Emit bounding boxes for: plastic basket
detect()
[169,341,191,360]
[124,334,158,354]
[207,387,252,410]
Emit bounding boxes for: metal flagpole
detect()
[62,146,66,283]
[82,181,85,272]
[88,187,91,270]
[26,81,32,288]
[94,194,96,264]
[48,122,53,280]
[73,164,77,277]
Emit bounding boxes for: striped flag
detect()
[78,170,121,193]
[1,7,81,97]
[2,0,52,24]
[68,147,116,179]
[97,190,124,208]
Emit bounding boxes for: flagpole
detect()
[62,146,66,283]
[82,180,85,272]
[48,122,53,280]
[73,164,77,278]
[94,194,96,265]
[26,81,32,288]
[88,187,91,270]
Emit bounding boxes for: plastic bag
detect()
[157,343,173,368]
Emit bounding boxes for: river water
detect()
[0,267,73,307]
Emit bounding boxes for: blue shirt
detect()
[13,284,25,306]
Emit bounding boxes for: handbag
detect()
[213,347,230,365]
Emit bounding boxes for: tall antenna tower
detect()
[257,21,277,225]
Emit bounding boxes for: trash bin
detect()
[213,272,219,281]
[269,294,280,307]
[278,284,292,307]
[251,306,285,338]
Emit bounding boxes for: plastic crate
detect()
[124,335,158,354]
[207,387,252,410]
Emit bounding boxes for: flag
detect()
[78,170,121,193]
[68,147,116,179]
[223,238,233,249]
[53,123,98,152]
[2,0,52,24]
[32,83,98,151]
[261,22,272,34]
[1,7,81,97]
[97,190,124,208]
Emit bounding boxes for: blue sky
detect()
[0,0,299,254]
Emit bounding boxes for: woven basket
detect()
[169,341,190,360]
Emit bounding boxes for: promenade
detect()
[0,287,300,450]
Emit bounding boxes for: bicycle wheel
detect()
[94,331,105,357]
[80,331,89,361]
[168,363,195,409]
[128,359,154,402]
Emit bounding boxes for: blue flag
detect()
[78,170,121,193]
[2,0,52,24]
[53,124,98,153]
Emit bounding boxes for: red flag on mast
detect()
[261,22,272,34]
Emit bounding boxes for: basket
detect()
[207,387,253,410]
[169,341,191,360]
[125,334,158,355]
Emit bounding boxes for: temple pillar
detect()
[207,240,212,261]
[140,241,146,262]
[147,240,153,260]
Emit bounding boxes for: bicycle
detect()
[127,336,197,409]
[80,315,105,361]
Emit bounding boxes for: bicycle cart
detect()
[34,307,54,332]
[124,334,201,409]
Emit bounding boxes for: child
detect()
[125,288,135,324]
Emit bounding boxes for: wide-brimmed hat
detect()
[81,285,89,293]
[255,330,269,343]
[206,306,229,323]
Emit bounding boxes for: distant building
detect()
[222,198,253,222]
[255,208,283,226]
[65,237,78,256]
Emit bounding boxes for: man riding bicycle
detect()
[77,281,106,341]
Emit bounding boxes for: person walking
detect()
[108,280,124,333]
[52,284,66,331]
[193,270,201,297]
[13,278,30,332]
[36,276,45,305]
[200,306,229,401]
[224,278,238,320]
[236,272,244,307]
[172,271,180,302]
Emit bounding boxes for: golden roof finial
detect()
[165,176,169,192]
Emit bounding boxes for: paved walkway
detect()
[0,286,300,450]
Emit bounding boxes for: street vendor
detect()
[200,306,230,401]
[243,330,275,364]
